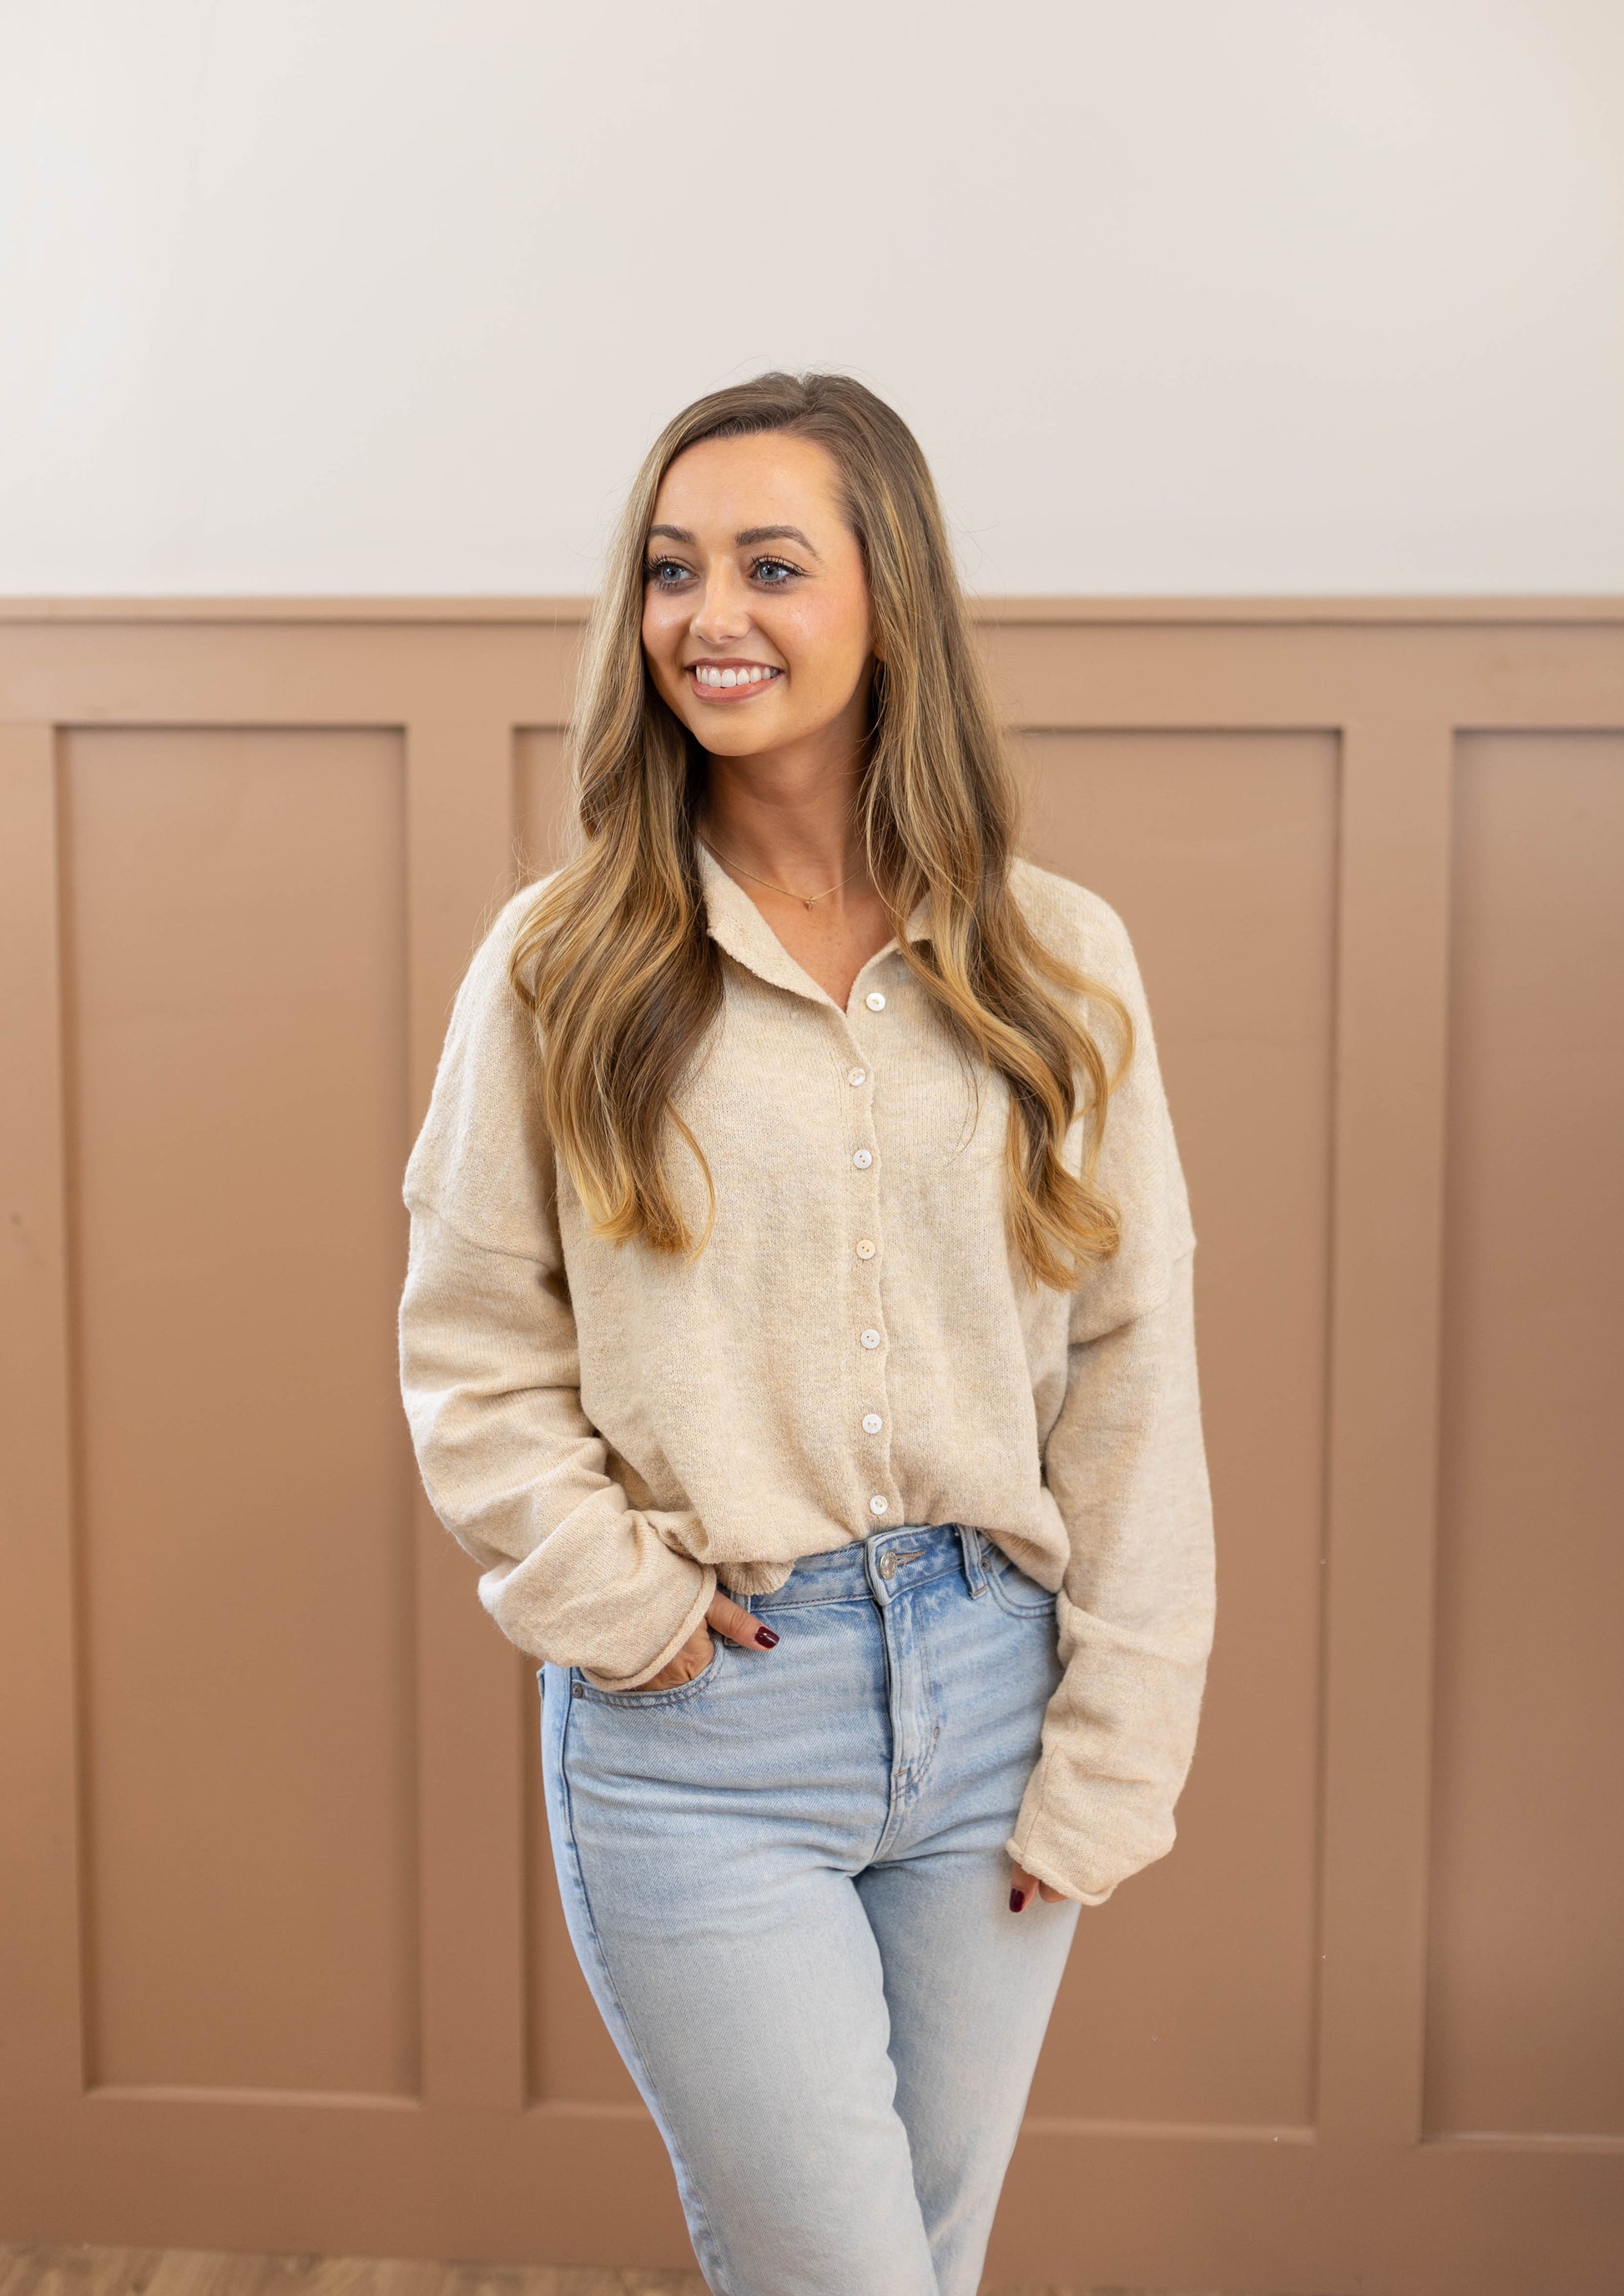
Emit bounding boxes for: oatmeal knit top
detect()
[398,842,1215,1906]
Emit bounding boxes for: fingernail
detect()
[1009,1888,1026,1913]
[754,1626,779,1649]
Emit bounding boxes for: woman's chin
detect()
[688,707,802,758]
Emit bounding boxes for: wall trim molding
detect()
[0,593,1621,626]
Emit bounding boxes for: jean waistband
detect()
[746,1522,990,1610]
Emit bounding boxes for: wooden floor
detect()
[0,2244,1248,2296]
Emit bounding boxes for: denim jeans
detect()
[537,1521,1081,2296]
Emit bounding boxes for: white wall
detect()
[3,0,1621,596]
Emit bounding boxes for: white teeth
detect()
[693,664,776,688]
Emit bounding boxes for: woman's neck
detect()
[696,749,871,906]
[693,737,896,1007]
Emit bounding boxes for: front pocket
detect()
[983,1552,1060,1620]
[572,1637,724,1708]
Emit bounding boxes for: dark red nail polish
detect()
[1010,1888,1026,1913]
[754,1626,779,1648]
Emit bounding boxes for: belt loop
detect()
[863,1530,894,1608]
[958,1523,988,1597]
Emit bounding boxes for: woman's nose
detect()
[690,573,752,644]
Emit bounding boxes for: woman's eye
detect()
[644,558,692,588]
[751,557,799,586]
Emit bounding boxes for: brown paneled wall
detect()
[1,602,1620,2293]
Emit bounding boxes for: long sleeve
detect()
[1007,1249,1214,1902]
[1007,900,1216,1905]
[397,889,716,1691]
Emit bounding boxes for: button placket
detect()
[839,997,895,1535]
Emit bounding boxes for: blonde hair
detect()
[510,371,1132,1290]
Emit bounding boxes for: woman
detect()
[398,371,1214,2296]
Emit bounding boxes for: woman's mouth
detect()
[688,662,783,700]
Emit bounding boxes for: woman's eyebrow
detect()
[736,524,820,558]
[646,522,821,559]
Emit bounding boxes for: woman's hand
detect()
[1007,1860,1065,1913]
[628,1589,779,1691]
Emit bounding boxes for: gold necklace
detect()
[698,833,868,911]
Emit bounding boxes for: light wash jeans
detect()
[537,1521,1081,2296]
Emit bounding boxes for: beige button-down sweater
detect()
[399,843,1215,1905]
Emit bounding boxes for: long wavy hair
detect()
[509,371,1133,1291]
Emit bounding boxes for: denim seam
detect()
[868,1587,946,1863]
[756,1571,960,1612]
[898,1648,944,1810]
[553,1682,737,2296]
[983,1571,1058,1621]
[983,1588,1061,1625]
[575,1641,726,1708]
[868,1590,909,1864]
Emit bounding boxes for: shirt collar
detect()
[695,839,931,1007]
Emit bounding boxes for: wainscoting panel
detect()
[1425,732,1624,2142]
[1,599,1620,2294]
[60,726,416,2101]
[1014,729,1336,2135]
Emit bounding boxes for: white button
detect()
[862,1412,884,1434]
[860,1328,882,1350]
[852,1148,873,1169]
[865,991,886,1011]
[855,1238,877,1260]
[848,1067,867,1087]
[870,1495,889,1515]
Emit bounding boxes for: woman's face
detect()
[640,431,877,764]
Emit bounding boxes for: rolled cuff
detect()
[1004,1818,1124,1908]
[1006,1718,1188,1908]
[575,1558,718,1692]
